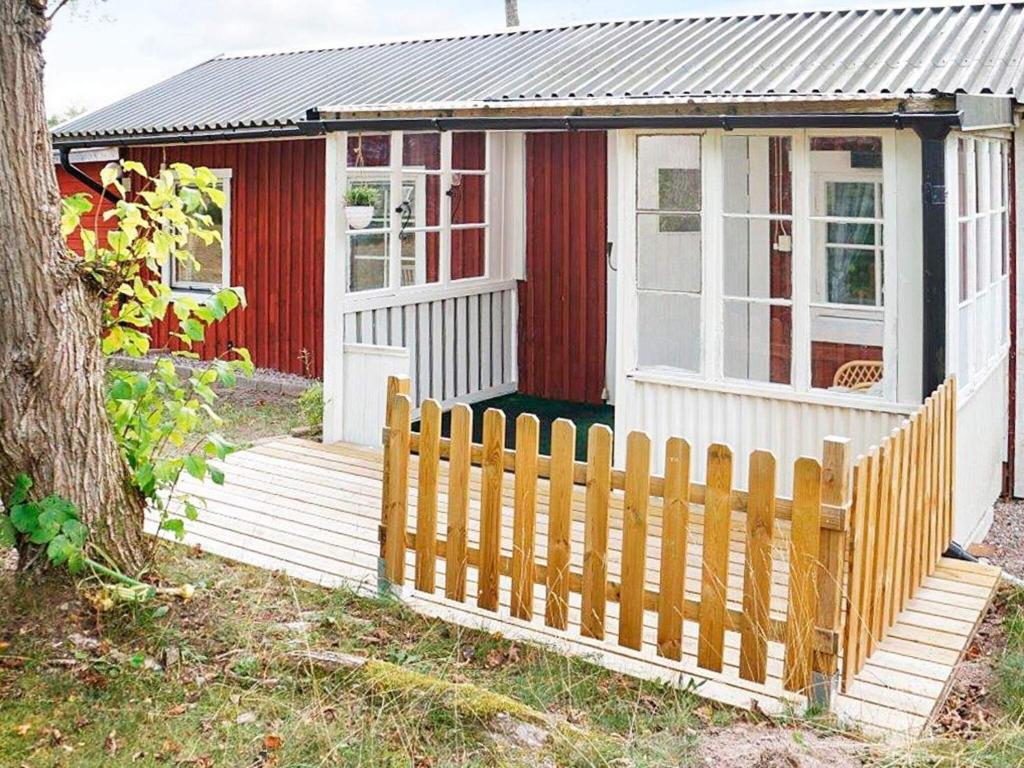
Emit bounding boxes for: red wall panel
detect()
[55,161,119,254]
[518,132,607,404]
[108,139,323,377]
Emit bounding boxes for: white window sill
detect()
[626,368,918,415]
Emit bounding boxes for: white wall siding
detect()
[616,376,908,495]
[342,343,410,446]
[956,356,1007,544]
[342,283,517,409]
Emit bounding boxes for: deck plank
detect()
[156,438,1001,744]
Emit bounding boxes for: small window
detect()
[168,169,230,292]
[636,135,702,372]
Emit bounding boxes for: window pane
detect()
[724,301,791,384]
[637,213,700,293]
[722,135,792,216]
[175,178,226,289]
[812,341,883,393]
[400,230,440,286]
[452,227,485,280]
[349,232,388,292]
[827,182,876,219]
[452,174,485,225]
[658,168,701,211]
[180,234,224,286]
[958,139,968,217]
[827,221,875,246]
[637,291,700,371]
[400,174,440,229]
[346,179,390,230]
[347,134,390,167]
[826,248,877,305]
[960,220,970,301]
[809,136,882,165]
[402,132,441,170]
[659,214,700,233]
[452,132,486,171]
[723,217,791,300]
[637,135,700,211]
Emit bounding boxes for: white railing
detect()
[342,281,517,410]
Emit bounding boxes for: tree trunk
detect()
[0,0,146,572]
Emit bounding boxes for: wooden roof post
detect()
[811,435,852,710]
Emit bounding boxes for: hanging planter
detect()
[344,185,379,230]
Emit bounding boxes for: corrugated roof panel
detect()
[54,3,1024,140]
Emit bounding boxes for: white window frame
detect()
[164,167,232,294]
[623,127,900,404]
[950,133,1012,397]
[341,131,493,306]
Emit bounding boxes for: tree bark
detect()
[0,0,146,572]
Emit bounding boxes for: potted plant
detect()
[345,185,379,230]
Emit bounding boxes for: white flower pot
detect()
[345,205,374,230]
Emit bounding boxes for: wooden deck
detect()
[154,437,1002,743]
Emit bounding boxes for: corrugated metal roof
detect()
[54,2,1024,140]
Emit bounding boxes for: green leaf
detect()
[0,516,16,549]
[47,535,73,566]
[62,519,88,548]
[10,503,39,535]
[209,466,225,485]
[183,501,200,521]
[8,474,31,506]
[161,518,185,540]
[183,454,207,480]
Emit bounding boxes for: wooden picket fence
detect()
[379,376,855,698]
[840,378,957,690]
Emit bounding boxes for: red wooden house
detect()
[54,3,1024,546]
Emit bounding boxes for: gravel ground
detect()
[978,498,1024,577]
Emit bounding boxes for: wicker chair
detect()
[832,360,883,390]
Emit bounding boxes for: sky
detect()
[43,0,935,118]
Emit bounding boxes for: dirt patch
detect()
[934,592,1008,735]
[697,723,868,768]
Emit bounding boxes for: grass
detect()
[0,549,714,767]
[214,389,306,448]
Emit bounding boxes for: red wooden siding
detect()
[123,139,326,377]
[56,161,119,254]
[519,131,607,404]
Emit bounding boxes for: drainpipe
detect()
[914,123,951,398]
[57,147,121,203]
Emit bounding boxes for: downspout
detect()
[1006,127,1018,497]
[914,123,951,397]
[58,147,121,203]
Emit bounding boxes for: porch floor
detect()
[155,437,1001,743]
[416,393,614,456]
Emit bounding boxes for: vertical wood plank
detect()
[946,379,957,554]
[657,437,690,660]
[382,393,412,586]
[545,418,576,630]
[880,427,902,636]
[856,448,881,674]
[784,457,822,693]
[619,431,651,650]
[739,449,775,683]
[937,383,949,559]
[813,436,851,683]
[581,424,613,640]
[916,399,933,588]
[902,414,921,606]
[698,443,733,672]
[868,436,894,649]
[445,404,472,601]
[511,413,540,620]
[889,422,911,622]
[478,408,506,612]
[929,395,943,573]
[841,458,869,692]
[414,399,441,593]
